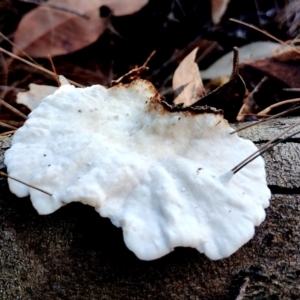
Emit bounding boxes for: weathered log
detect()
[0,117,300,299]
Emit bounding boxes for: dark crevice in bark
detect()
[254,138,300,145]
[268,185,300,194]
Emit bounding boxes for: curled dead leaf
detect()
[173,47,246,122]
[173,47,206,107]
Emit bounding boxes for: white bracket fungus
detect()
[5,79,271,261]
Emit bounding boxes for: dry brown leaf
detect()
[173,47,205,107]
[210,0,231,24]
[175,47,246,122]
[237,45,300,121]
[13,0,148,58]
[14,0,105,57]
[242,46,300,88]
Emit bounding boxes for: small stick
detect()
[233,129,300,174]
[0,119,24,127]
[0,171,52,196]
[0,86,26,92]
[230,47,239,80]
[0,47,84,87]
[48,54,60,86]
[257,98,300,116]
[142,50,156,67]
[196,41,218,63]
[0,130,16,136]
[237,113,271,117]
[0,121,17,130]
[253,0,264,27]
[231,105,300,134]
[231,119,300,173]
[152,37,203,77]
[0,99,28,120]
[283,88,300,92]
[18,0,89,19]
[229,18,300,55]
[237,76,268,121]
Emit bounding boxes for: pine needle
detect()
[0,171,52,196]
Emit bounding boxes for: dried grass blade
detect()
[0,98,28,120]
[0,47,84,87]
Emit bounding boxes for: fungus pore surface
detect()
[5,79,271,261]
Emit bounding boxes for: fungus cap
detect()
[5,80,271,260]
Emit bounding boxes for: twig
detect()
[283,88,300,92]
[0,119,24,127]
[257,98,300,116]
[0,47,84,87]
[237,76,269,121]
[18,0,89,20]
[231,105,300,134]
[196,41,218,63]
[229,18,300,55]
[152,37,203,78]
[233,129,300,174]
[232,119,300,174]
[142,50,156,67]
[0,86,26,92]
[0,31,38,65]
[0,171,52,196]
[237,113,271,117]
[0,130,16,136]
[48,54,60,86]
[0,99,28,120]
[0,121,17,130]
[230,47,239,80]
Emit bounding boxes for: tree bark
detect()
[0,117,300,300]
